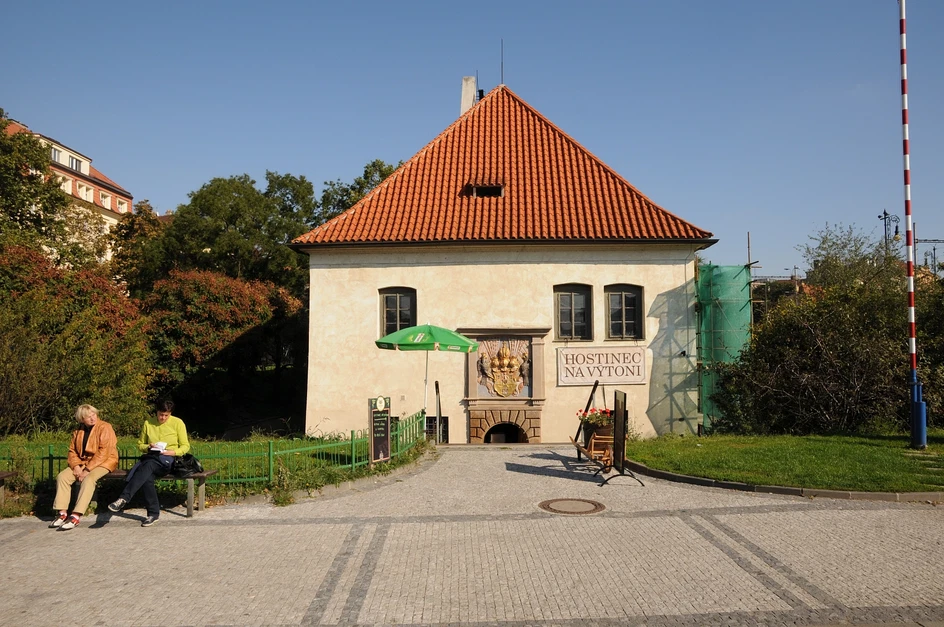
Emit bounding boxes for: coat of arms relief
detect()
[476,339,531,398]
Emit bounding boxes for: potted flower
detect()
[576,407,614,447]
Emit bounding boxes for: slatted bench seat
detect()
[0,470,14,507]
[103,469,218,517]
[569,433,614,473]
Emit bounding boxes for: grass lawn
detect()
[624,430,944,493]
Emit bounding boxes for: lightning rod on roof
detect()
[501,39,504,84]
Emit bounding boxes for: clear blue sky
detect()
[4,1,943,276]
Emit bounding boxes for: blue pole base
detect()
[911,378,927,450]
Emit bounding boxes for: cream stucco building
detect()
[292,84,715,443]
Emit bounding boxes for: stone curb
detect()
[623,459,944,503]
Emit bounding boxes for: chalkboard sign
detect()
[370,397,391,463]
[612,390,627,474]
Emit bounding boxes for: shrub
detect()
[712,291,907,435]
[709,225,923,436]
[0,241,152,436]
[143,269,275,393]
[142,269,305,434]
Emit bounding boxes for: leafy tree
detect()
[0,110,69,249]
[59,203,110,266]
[115,161,396,300]
[914,268,944,424]
[0,237,152,435]
[161,172,316,298]
[264,170,318,226]
[751,278,799,324]
[143,269,304,433]
[801,223,901,290]
[144,269,278,389]
[0,109,108,267]
[317,159,399,224]
[108,199,168,298]
[712,224,912,435]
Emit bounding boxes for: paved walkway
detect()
[1,445,943,627]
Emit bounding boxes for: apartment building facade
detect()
[5,119,133,243]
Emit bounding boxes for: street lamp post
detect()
[878,210,900,252]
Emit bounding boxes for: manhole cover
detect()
[538,498,606,515]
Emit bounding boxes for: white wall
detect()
[304,243,701,442]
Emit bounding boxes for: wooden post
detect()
[350,431,356,469]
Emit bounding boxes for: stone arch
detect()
[470,409,539,443]
[484,422,529,444]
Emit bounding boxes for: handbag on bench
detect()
[171,453,204,478]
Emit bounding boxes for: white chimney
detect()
[460,76,476,115]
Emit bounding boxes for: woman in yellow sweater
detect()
[107,400,189,526]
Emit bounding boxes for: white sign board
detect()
[557,346,647,386]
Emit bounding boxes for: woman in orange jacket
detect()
[49,404,119,530]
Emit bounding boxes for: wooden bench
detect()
[569,433,615,473]
[103,469,218,517]
[0,470,14,507]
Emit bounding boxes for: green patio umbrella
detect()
[375,324,479,410]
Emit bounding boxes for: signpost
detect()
[599,389,644,487]
[612,390,627,474]
[369,396,391,463]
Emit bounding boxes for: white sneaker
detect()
[49,514,67,528]
[59,515,80,530]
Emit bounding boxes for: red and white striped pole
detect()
[899,0,926,448]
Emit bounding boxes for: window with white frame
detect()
[116,198,128,213]
[50,147,61,163]
[59,176,73,194]
[69,156,82,171]
[76,182,93,202]
[100,192,111,209]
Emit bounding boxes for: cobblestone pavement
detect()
[2,445,943,627]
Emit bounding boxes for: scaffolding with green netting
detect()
[696,264,752,429]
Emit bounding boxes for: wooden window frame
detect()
[605,284,644,340]
[554,283,592,341]
[379,287,417,337]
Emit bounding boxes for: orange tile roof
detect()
[5,117,131,199]
[293,85,713,247]
[89,165,131,196]
[3,120,29,136]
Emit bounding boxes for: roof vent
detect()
[477,89,484,100]
[472,185,503,198]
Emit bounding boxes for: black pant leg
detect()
[140,475,161,518]
[120,457,163,502]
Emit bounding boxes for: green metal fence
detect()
[0,409,426,485]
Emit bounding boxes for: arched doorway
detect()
[484,422,529,444]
